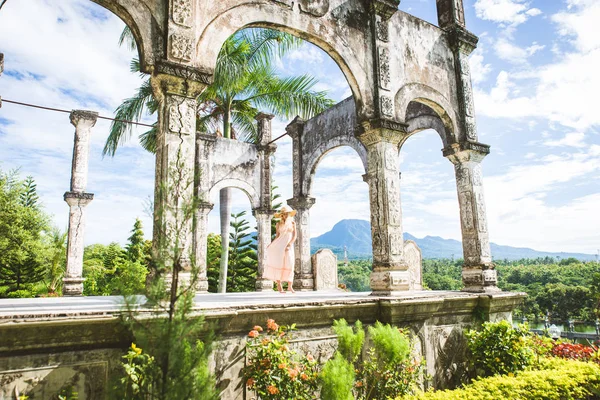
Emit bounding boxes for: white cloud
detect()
[495,38,528,63]
[543,132,586,148]
[474,0,541,27]
[470,49,492,84]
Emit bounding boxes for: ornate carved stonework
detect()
[389,232,403,255]
[378,47,391,90]
[376,17,389,42]
[156,60,212,84]
[168,96,196,135]
[313,249,338,290]
[170,33,193,61]
[298,0,329,17]
[380,95,394,117]
[459,192,474,232]
[404,240,423,290]
[172,0,193,27]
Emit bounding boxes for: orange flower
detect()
[355,381,364,388]
[253,325,263,332]
[278,363,287,369]
[248,330,260,338]
[306,354,314,361]
[267,385,279,395]
[300,372,309,381]
[266,319,279,331]
[288,368,299,380]
[246,378,255,387]
[261,338,271,345]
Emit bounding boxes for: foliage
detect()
[0,169,49,294]
[402,358,600,400]
[552,341,600,364]
[206,233,221,292]
[338,260,371,292]
[465,320,536,378]
[20,175,39,209]
[126,218,147,263]
[45,226,67,294]
[244,319,320,399]
[321,319,424,400]
[226,211,258,292]
[422,259,462,291]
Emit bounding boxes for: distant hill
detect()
[311,219,596,261]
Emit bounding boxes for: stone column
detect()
[151,73,207,288]
[63,110,98,296]
[193,201,213,293]
[255,112,276,291]
[444,143,498,292]
[358,120,409,295]
[254,208,274,291]
[436,0,466,29]
[287,196,316,291]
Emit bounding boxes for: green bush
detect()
[465,320,535,377]
[320,353,355,400]
[402,358,600,400]
[5,289,34,298]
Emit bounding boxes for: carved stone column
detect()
[358,120,409,295]
[193,201,213,293]
[287,196,316,291]
[151,73,207,288]
[444,142,498,292]
[436,0,466,29]
[63,110,98,296]
[254,208,274,291]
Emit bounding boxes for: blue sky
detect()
[0,0,598,255]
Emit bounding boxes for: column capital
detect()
[150,68,208,101]
[443,141,490,164]
[370,0,400,20]
[69,110,98,128]
[446,25,479,55]
[64,191,94,206]
[252,207,275,217]
[356,118,408,147]
[286,196,316,210]
[285,116,305,139]
[255,112,275,122]
[197,201,214,211]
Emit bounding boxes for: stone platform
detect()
[0,291,525,399]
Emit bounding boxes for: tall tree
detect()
[20,175,39,209]
[0,169,48,294]
[45,226,67,294]
[104,27,334,293]
[227,211,258,292]
[126,218,146,262]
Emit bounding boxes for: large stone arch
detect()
[194,0,374,120]
[304,139,367,196]
[395,82,459,148]
[208,179,260,209]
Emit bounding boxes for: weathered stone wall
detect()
[0,292,525,399]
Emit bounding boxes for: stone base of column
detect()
[370,269,411,295]
[293,275,314,291]
[461,268,501,293]
[62,277,84,296]
[164,271,195,293]
[196,278,209,294]
[255,279,274,292]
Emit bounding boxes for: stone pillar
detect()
[444,143,498,292]
[63,110,98,296]
[151,73,207,287]
[254,208,274,291]
[287,196,316,291]
[358,120,409,295]
[436,0,466,29]
[193,201,213,293]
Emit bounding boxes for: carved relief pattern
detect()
[459,192,474,232]
[378,48,391,90]
[463,239,478,260]
[298,0,329,17]
[170,33,193,61]
[172,0,193,27]
[389,232,403,255]
[404,242,422,290]
[459,53,477,140]
[380,95,394,117]
[168,96,196,135]
[376,17,389,42]
[455,165,470,188]
[475,192,487,234]
[313,250,337,290]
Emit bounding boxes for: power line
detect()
[2,98,155,128]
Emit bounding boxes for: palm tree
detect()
[46,226,67,294]
[105,27,334,293]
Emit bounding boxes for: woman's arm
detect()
[275,221,281,239]
[287,221,297,249]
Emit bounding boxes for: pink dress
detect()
[263,218,295,282]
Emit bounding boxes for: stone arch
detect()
[89,1,157,71]
[304,140,367,196]
[395,83,459,148]
[208,179,260,209]
[194,1,372,119]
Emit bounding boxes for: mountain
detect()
[311,219,596,261]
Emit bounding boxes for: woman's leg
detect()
[277,280,284,293]
[287,281,295,293]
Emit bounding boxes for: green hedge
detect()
[402,358,600,400]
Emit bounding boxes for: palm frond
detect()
[103,78,154,157]
[118,25,138,51]
[237,29,304,67]
[139,124,157,154]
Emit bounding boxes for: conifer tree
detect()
[126,218,146,262]
[20,175,39,209]
[227,211,258,292]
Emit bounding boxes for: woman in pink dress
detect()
[263,205,297,293]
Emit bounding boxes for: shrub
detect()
[402,358,600,400]
[243,319,319,400]
[320,353,355,400]
[552,341,600,364]
[465,320,535,377]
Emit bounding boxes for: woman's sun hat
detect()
[275,205,297,218]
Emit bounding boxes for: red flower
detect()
[253,325,263,332]
[246,378,255,387]
[267,385,279,395]
[267,319,279,331]
[300,372,309,381]
[248,330,259,338]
